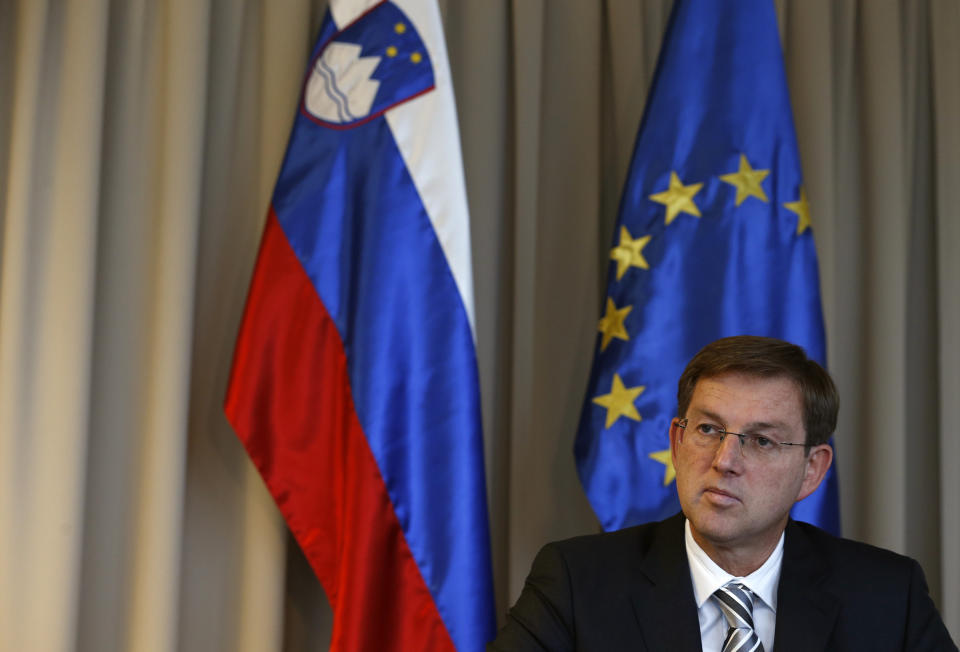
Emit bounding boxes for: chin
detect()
[688,510,741,544]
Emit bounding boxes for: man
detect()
[490,336,956,651]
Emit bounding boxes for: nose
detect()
[712,432,744,472]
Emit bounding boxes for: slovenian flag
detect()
[224,1,496,650]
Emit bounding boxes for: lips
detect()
[703,487,740,506]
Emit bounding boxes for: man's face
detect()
[670,372,831,563]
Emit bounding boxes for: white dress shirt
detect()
[684,520,783,651]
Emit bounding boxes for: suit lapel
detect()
[772,520,840,652]
[630,514,703,652]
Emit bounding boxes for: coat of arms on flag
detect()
[302,2,435,127]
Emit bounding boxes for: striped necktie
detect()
[711,581,764,652]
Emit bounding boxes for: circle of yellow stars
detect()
[592,152,813,485]
[386,22,423,64]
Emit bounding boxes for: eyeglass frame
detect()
[675,417,809,457]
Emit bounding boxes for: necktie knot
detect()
[711,582,764,652]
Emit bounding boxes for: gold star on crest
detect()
[592,373,645,428]
[648,448,676,486]
[719,154,770,206]
[597,298,632,352]
[649,171,703,225]
[609,226,651,281]
[784,188,812,234]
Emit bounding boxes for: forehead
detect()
[688,372,803,427]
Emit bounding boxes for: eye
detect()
[697,423,720,436]
[753,436,774,448]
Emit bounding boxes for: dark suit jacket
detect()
[490,513,956,651]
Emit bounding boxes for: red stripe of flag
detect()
[225,210,456,650]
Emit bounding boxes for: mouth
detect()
[703,487,740,506]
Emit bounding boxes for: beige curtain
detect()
[0,1,956,650]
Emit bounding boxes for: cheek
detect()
[679,447,713,476]
[673,449,694,483]
[674,449,705,497]
[755,465,805,504]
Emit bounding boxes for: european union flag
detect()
[574,0,840,534]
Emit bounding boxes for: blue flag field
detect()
[575,0,840,534]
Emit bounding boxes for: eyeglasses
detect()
[676,418,807,460]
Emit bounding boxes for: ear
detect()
[669,418,684,470]
[795,443,833,502]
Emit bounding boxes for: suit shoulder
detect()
[494,517,688,651]
[787,521,957,650]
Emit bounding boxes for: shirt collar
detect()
[684,519,784,612]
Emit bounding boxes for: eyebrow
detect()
[691,408,787,432]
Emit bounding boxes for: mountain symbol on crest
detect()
[304,41,381,123]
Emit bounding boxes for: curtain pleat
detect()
[930,0,960,634]
[0,0,108,650]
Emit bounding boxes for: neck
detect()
[691,525,785,577]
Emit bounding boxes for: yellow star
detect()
[719,154,770,206]
[592,373,645,428]
[648,449,676,486]
[649,171,703,225]
[609,226,651,281]
[597,298,632,352]
[784,188,812,234]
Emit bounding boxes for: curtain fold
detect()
[0,1,956,649]
[930,0,960,629]
[1,1,108,650]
